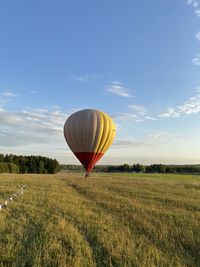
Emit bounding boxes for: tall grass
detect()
[0,173,200,267]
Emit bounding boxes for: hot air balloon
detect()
[64,109,116,177]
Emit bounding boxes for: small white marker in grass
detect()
[0,184,27,211]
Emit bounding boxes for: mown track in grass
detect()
[0,173,200,267]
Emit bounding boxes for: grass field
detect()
[0,173,200,267]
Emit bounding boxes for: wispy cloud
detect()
[3,91,19,97]
[106,81,133,97]
[148,131,177,143]
[185,0,200,19]
[0,109,22,125]
[128,104,147,115]
[186,0,199,8]
[186,0,200,17]
[195,8,200,16]
[159,107,179,118]
[159,88,200,118]
[31,90,39,94]
[113,112,138,122]
[0,107,69,147]
[114,140,153,147]
[192,53,200,65]
[71,74,90,82]
[195,31,200,41]
[113,131,175,148]
[0,98,8,107]
[185,1,200,67]
[113,104,156,123]
[0,91,19,108]
[113,112,156,123]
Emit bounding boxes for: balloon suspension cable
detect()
[85,172,90,178]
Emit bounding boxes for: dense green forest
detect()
[60,163,200,174]
[0,154,59,174]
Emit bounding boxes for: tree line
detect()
[2,155,200,174]
[0,154,59,174]
[60,163,200,174]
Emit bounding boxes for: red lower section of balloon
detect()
[74,152,104,172]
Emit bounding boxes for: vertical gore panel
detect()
[64,109,116,172]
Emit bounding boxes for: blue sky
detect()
[0,0,200,164]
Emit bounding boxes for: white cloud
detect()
[0,109,22,125]
[113,131,175,148]
[195,8,200,16]
[185,1,200,67]
[0,98,8,107]
[113,112,156,123]
[185,0,200,18]
[128,104,147,115]
[113,104,156,123]
[0,91,19,108]
[144,116,157,121]
[106,81,133,97]
[159,107,179,118]
[113,112,138,122]
[0,107,69,147]
[2,91,19,97]
[31,90,39,94]
[114,140,153,147]
[195,31,200,40]
[159,88,200,118]
[186,0,199,8]
[71,74,90,82]
[148,131,177,143]
[192,53,200,65]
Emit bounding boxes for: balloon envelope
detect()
[64,109,116,173]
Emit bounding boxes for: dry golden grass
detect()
[0,172,200,267]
